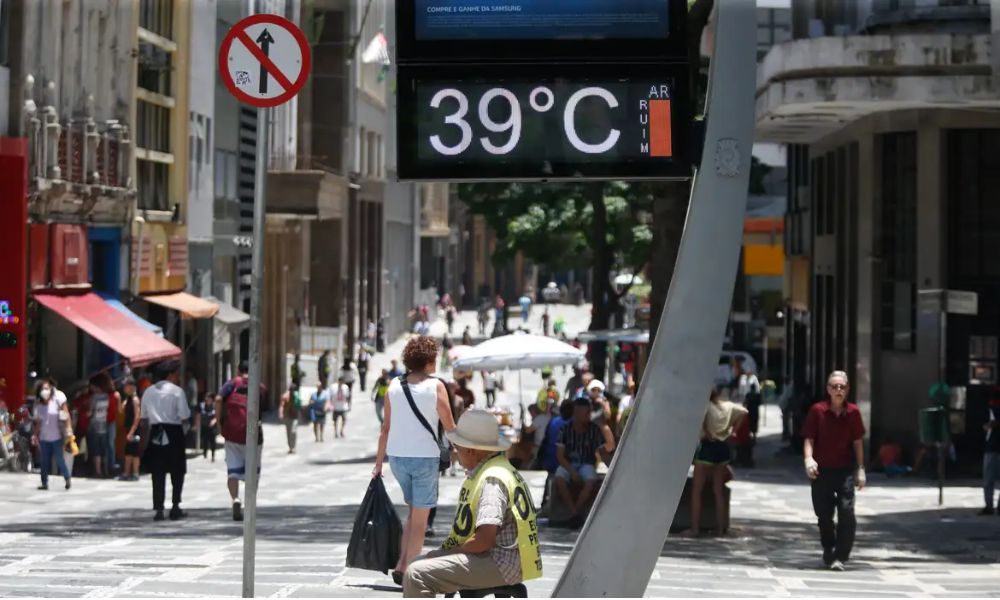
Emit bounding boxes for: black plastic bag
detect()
[346,477,403,573]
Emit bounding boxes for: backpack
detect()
[221,377,264,446]
[222,378,250,444]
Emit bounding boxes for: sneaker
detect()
[829,560,845,572]
[154,510,165,521]
[169,507,187,521]
[425,526,435,538]
[233,501,244,522]
[822,549,835,567]
[977,507,995,516]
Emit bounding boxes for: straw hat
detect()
[445,409,512,452]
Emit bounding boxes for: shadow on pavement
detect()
[308,455,377,466]
[656,509,1000,571]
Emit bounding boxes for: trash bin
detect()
[918,406,949,445]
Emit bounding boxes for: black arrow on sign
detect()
[256,28,275,94]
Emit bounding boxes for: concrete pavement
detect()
[1,309,999,597]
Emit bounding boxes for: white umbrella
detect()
[448,344,473,362]
[614,273,644,286]
[453,333,585,412]
[452,332,584,371]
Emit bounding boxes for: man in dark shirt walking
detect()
[802,370,866,571]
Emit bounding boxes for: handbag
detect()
[398,375,451,472]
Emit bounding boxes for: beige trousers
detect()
[402,551,507,598]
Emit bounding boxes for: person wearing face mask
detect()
[803,370,866,572]
[32,380,73,490]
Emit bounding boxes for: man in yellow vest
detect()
[403,409,543,597]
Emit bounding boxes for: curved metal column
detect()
[552,1,757,596]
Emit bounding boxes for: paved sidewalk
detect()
[2,317,999,597]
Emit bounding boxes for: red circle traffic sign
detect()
[219,13,311,108]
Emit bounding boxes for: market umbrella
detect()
[453,332,585,408]
[614,273,644,286]
[448,344,473,362]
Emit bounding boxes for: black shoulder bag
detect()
[398,375,451,472]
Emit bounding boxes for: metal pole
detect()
[242,104,270,598]
[938,311,947,506]
[762,332,768,427]
[553,2,756,595]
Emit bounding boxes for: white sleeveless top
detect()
[386,376,441,458]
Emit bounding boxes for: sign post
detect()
[219,11,309,598]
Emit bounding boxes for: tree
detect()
[459,181,656,381]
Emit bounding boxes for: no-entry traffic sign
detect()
[219,13,310,108]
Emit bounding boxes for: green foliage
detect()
[748,156,772,195]
[458,181,654,276]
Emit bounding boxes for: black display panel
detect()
[397,63,692,181]
[414,0,669,41]
[397,0,688,62]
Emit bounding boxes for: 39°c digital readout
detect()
[397,66,692,181]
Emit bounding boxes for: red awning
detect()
[35,292,181,366]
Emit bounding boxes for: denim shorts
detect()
[555,463,598,482]
[388,456,439,508]
[87,430,109,459]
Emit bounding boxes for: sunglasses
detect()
[827,383,848,391]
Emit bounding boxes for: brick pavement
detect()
[2,311,999,597]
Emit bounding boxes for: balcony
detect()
[25,107,135,220]
[755,31,998,143]
[266,170,348,220]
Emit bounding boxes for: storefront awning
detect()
[98,294,164,337]
[143,292,220,319]
[34,292,181,366]
[207,296,250,329]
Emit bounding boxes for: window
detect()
[813,155,826,236]
[367,130,377,177]
[878,132,917,352]
[948,129,1000,281]
[214,149,238,200]
[357,127,366,175]
[204,117,212,163]
[0,0,11,67]
[756,8,792,57]
[137,159,169,211]
[214,149,226,196]
[137,42,172,96]
[136,100,170,153]
[139,0,174,39]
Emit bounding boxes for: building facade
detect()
[759,0,999,462]
[1,0,206,402]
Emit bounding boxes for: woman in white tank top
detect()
[373,336,457,582]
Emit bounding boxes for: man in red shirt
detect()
[803,370,866,572]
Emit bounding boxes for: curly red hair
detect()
[402,336,439,372]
